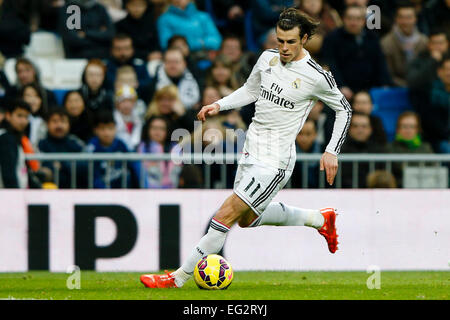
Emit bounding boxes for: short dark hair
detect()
[277,7,319,40]
[168,35,188,48]
[7,99,32,114]
[94,111,115,127]
[113,33,133,44]
[395,0,416,15]
[429,28,448,40]
[45,108,69,122]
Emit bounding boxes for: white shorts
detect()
[233,155,292,216]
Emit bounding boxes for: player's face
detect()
[276,26,304,63]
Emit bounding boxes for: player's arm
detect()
[313,74,352,185]
[197,52,265,121]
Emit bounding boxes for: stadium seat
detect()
[52,59,87,90]
[370,87,413,142]
[244,10,259,52]
[52,89,69,106]
[403,167,448,188]
[24,31,65,59]
[34,58,55,89]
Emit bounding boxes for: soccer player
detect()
[140,7,352,288]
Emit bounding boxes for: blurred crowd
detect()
[0,0,449,189]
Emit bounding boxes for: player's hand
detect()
[320,152,338,186]
[197,103,220,122]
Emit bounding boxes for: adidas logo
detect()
[265,68,271,74]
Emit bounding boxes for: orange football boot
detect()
[140,270,178,288]
[318,208,339,253]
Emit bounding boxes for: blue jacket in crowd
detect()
[157,2,222,52]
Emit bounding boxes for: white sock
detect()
[250,202,324,229]
[175,218,230,287]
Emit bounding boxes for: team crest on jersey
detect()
[292,78,301,89]
[269,56,278,66]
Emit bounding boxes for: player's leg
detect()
[171,193,252,286]
[238,168,339,253]
[141,192,252,288]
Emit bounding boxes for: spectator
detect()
[79,59,114,114]
[340,112,386,187]
[20,83,47,148]
[297,0,342,59]
[407,29,449,91]
[59,0,114,59]
[366,170,397,188]
[205,55,239,98]
[167,35,203,81]
[113,85,143,151]
[86,111,141,188]
[351,90,387,145]
[196,0,245,36]
[38,109,86,189]
[386,111,434,186]
[192,119,237,188]
[145,85,196,134]
[105,34,152,93]
[0,0,31,58]
[0,100,31,188]
[178,164,203,188]
[291,119,321,188]
[31,0,65,33]
[63,90,94,143]
[115,0,162,61]
[261,28,278,51]
[137,115,182,188]
[407,30,449,150]
[320,5,392,100]
[157,0,222,53]
[429,54,450,153]
[150,0,169,19]
[202,86,222,107]
[219,35,258,87]
[151,48,201,109]
[421,0,450,37]
[250,0,295,47]
[381,2,428,87]
[6,58,57,111]
[387,111,434,154]
[114,65,147,118]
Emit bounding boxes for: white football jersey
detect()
[216,49,352,170]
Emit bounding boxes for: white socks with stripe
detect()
[174,218,230,287]
[250,202,324,229]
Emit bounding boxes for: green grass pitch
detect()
[0,271,448,300]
